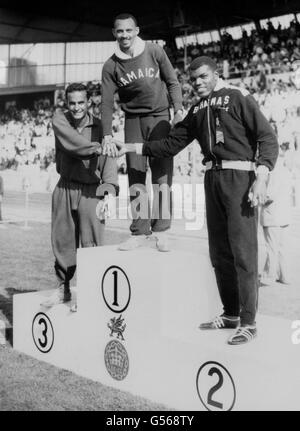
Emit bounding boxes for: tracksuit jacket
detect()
[51,110,119,286]
[52,110,119,195]
[101,42,183,136]
[142,79,278,170]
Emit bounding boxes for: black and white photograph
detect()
[0,0,300,415]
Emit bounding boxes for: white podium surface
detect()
[13,245,300,411]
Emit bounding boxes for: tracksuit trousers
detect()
[204,169,258,326]
[52,178,105,286]
[125,112,173,236]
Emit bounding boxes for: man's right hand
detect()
[102,135,118,157]
[110,140,143,157]
[111,139,128,157]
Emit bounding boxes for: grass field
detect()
[0,346,171,411]
[0,192,170,411]
[0,190,300,410]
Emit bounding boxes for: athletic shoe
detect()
[259,276,276,286]
[153,231,170,252]
[276,278,291,285]
[227,326,257,345]
[40,285,71,308]
[70,303,77,313]
[199,315,240,330]
[118,235,150,251]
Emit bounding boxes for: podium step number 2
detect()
[196,361,236,411]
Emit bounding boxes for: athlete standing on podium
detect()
[41,83,118,308]
[113,56,279,345]
[101,13,184,252]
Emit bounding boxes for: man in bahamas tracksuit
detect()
[115,56,279,345]
[42,83,118,308]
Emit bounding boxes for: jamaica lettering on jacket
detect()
[117,67,160,87]
[193,95,230,113]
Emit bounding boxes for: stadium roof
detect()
[0,0,299,44]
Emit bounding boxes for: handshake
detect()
[96,135,140,157]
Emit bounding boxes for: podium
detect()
[13,246,300,411]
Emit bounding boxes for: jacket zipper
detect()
[207,96,217,163]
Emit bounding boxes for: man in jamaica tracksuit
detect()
[114,56,279,345]
[101,13,184,252]
[41,83,118,308]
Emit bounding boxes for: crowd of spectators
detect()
[172,17,300,80]
[1,18,300,181]
[1,79,299,180]
[0,97,55,171]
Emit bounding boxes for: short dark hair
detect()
[86,81,101,97]
[189,56,218,72]
[65,83,89,99]
[113,13,138,27]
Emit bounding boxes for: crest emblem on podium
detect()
[104,339,129,380]
[107,314,126,340]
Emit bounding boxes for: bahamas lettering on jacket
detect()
[193,95,230,113]
[118,67,160,87]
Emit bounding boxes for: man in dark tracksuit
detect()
[115,56,278,345]
[42,83,118,307]
[101,13,183,252]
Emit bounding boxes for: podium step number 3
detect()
[32,313,54,354]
